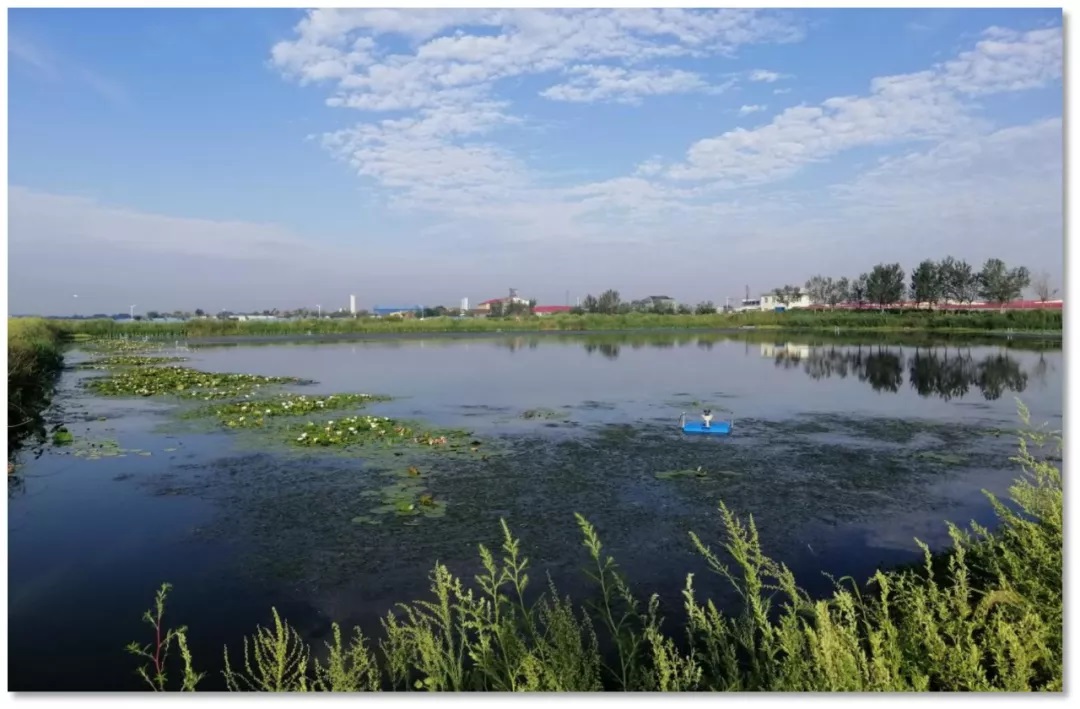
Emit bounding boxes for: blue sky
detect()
[7,7,1063,315]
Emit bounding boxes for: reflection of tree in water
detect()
[976,354,1029,401]
[858,348,904,393]
[777,346,1029,401]
[583,342,621,360]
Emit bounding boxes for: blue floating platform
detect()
[682,421,732,435]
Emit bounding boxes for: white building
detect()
[739,291,813,312]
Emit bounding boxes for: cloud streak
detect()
[8,32,130,106]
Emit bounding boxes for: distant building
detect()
[373,305,421,317]
[233,314,279,321]
[533,305,572,316]
[739,291,812,312]
[475,288,531,314]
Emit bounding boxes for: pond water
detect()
[7,332,1062,690]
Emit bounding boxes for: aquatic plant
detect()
[290,415,471,451]
[76,355,188,370]
[84,338,167,354]
[522,408,569,421]
[84,366,302,399]
[129,407,1061,691]
[51,427,74,445]
[205,393,390,429]
[352,466,448,525]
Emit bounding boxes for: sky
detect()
[6,7,1064,315]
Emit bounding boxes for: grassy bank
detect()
[7,318,66,457]
[58,308,1061,340]
[132,405,1061,692]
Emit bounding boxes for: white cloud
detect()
[749,68,785,82]
[541,65,714,104]
[259,15,1062,299]
[271,8,803,233]
[272,8,803,113]
[666,26,1061,183]
[773,87,792,95]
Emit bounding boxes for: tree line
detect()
[572,290,717,316]
[773,257,1053,311]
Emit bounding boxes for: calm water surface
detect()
[7,333,1062,690]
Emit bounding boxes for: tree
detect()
[850,274,869,308]
[695,301,716,315]
[1032,271,1058,303]
[146,310,161,320]
[597,289,621,315]
[828,277,849,308]
[938,256,977,307]
[865,263,905,310]
[676,303,693,315]
[804,275,830,306]
[977,258,1031,310]
[772,285,802,307]
[910,259,943,309]
[528,299,537,315]
[489,301,505,317]
[194,309,205,317]
[581,294,599,313]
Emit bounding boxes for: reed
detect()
[7,318,66,457]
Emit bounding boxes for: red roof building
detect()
[533,305,572,316]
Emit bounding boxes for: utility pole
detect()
[129,304,136,319]
[316,304,321,318]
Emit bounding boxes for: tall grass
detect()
[7,318,66,456]
[60,308,1060,340]
[133,403,1061,691]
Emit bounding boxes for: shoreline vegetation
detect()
[7,318,65,460]
[45,308,1063,340]
[132,404,1061,692]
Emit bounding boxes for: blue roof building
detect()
[372,305,422,317]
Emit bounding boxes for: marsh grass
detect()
[8,318,65,455]
[131,403,1060,692]
[62,308,1061,340]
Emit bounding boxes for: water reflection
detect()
[770,345,1029,401]
[494,333,1050,403]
